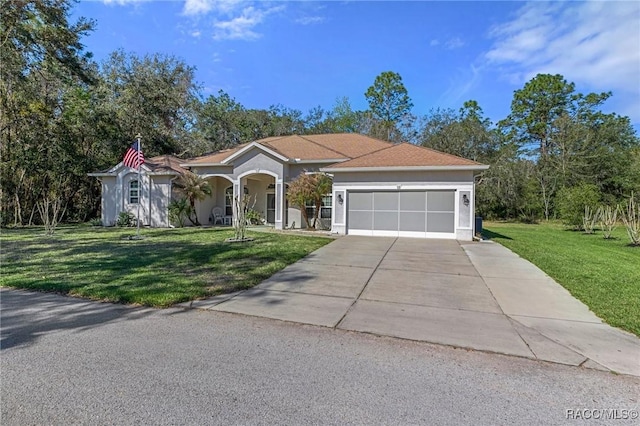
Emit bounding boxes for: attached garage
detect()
[347,190,455,238]
[322,143,489,241]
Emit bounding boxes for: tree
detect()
[419,101,498,163]
[98,50,200,158]
[174,172,212,226]
[556,183,601,229]
[194,90,248,152]
[1,0,96,226]
[364,71,413,141]
[287,173,333,229]
[499,73,610,158]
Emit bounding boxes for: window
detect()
[129,180,139,204]
[305,195,332,220]
[225,186,249,216]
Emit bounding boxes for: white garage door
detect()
[347,190,456,238]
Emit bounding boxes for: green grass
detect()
[0,225,331,307]
[484,221,640,336]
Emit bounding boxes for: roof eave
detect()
[320,165,490,173]
[221,142,289,164]
[180,162,228,167]
[87,173,115,177]
[290,158,349,164]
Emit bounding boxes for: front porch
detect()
[194,173,300,229]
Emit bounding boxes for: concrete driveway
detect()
[183,236,640,377]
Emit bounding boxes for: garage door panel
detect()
[399,212,426,232]
[427,191,455,212]
[373,192,398,210]
[349,192,372,210]
[373,211,399,231]
[348,190,455,237]
[427,212,455,233]
[400,192,426,211]
[349,210,373,230]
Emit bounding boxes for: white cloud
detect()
[182,0,244,16]
[102,0,148,5]
[485,1,640,119]
[180,1,285,41]
[295,16,325,25]
[429,37,464,49]
[444,37,465,50]
[212,6,262,40]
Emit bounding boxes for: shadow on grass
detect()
[1,228,330,307]
[0,288,154,351]
[481,229,513,240]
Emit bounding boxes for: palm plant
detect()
[310,174,333,229]
[174,172,212,226]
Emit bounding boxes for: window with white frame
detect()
[305,195,332,220]
[129,180,139,204]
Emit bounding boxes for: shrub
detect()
[89,217,103,227]
[116,212,136,227]
[620,192,640,246]
[556,184,601,229]
[245,209,263,225]
[169,198,189,228]
[582,206,599,234]
[598,205,618,239]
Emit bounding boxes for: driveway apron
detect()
[196,235,640,377]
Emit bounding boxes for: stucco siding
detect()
[149,176,172,227]
[332,170,475,185]
[233,150,284,180]
[101,176,118,226]
[122,172,150,225]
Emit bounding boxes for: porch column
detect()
[275,178,284,230]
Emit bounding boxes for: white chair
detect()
[212,207,224,225]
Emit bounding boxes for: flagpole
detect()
[136,133,142,238]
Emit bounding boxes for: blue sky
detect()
[74,1,640,128]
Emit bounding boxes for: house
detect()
[89,133,488,240]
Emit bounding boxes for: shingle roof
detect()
[185,143,249,165]
[323,143,484,169]
[295,133,393,158]
[259,135,348,160]
[180,134,485,170]
[145,155,188,174]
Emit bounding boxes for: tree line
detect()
[2,0,638,227]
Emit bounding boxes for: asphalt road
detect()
[1,289,639,425]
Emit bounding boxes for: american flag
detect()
[123,141,144,169]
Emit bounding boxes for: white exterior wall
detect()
[101,176,118,226]
[331,170,477,241]
[122,172,150,226]
[149,175,174,227]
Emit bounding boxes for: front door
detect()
[266,194,275,224]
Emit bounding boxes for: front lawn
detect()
[484,222,640,336]
[0,226,332,307]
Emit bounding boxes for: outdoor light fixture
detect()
[337,194,344,205]
[462,194,470,207]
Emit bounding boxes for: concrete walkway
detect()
[181,236,640,376]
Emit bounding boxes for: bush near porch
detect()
[0,226,332,307]
[484,221,640,337]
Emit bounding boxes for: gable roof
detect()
[322,143,489,171]
[182,133,394,166]
[170,133,487,171]
[89,155,186,176]
[144,155,187,174]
